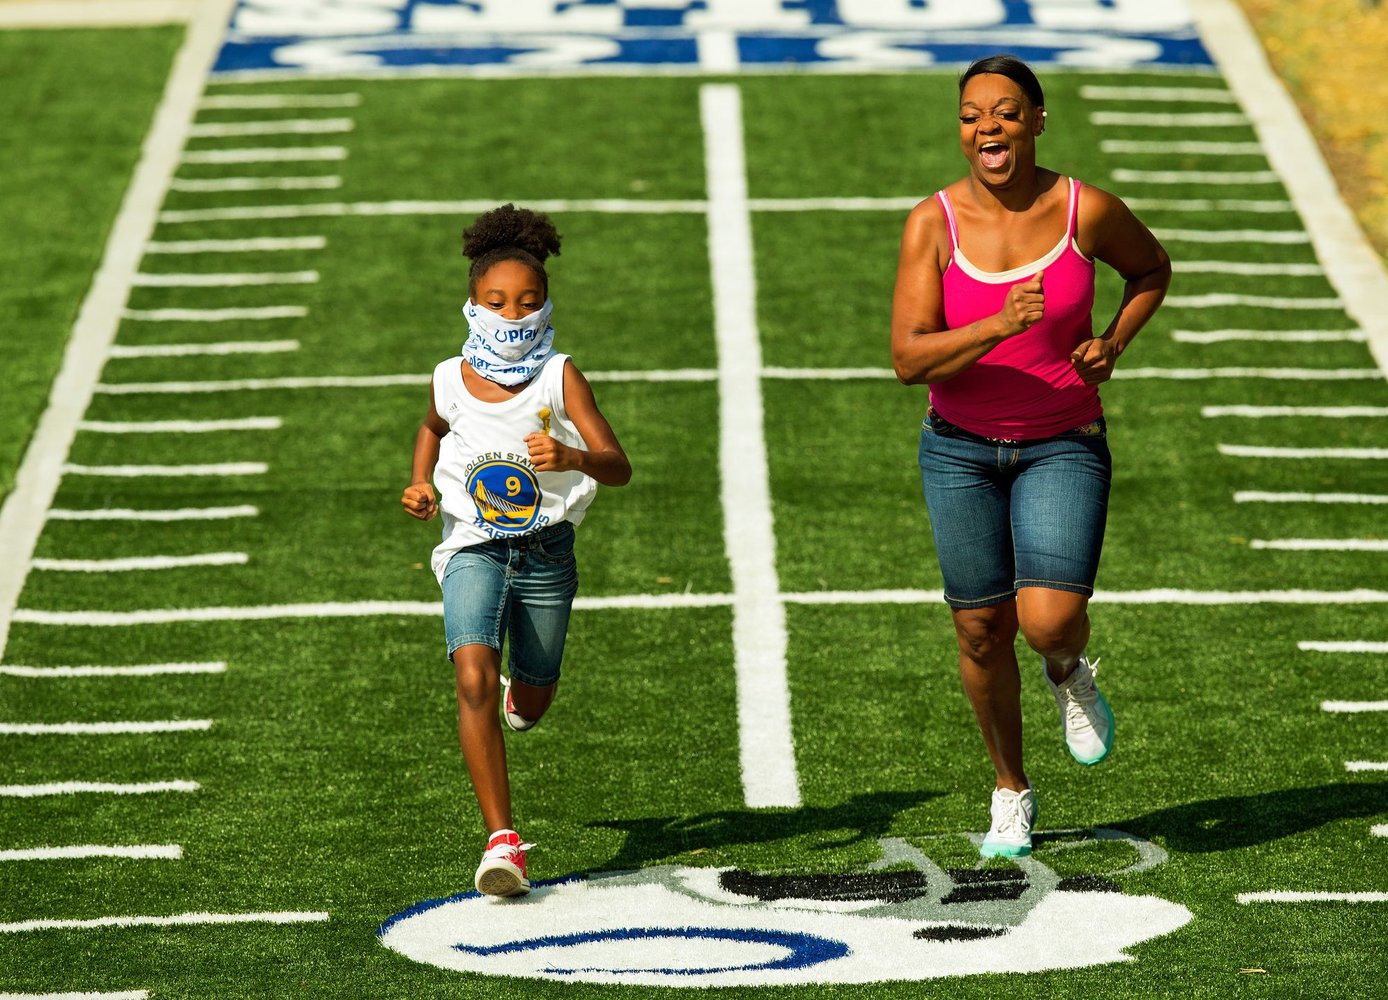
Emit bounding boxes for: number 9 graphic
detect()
[506,476,522,496]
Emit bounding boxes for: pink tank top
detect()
[931,177,1102,440]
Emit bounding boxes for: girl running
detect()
[402,204,631,896]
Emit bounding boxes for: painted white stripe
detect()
[1220,445,1388,459]
[31,553,248,572]
[746,196,920,213]
[1102,140,1264,154]
[762,366,894,380]
[588,368,719,383]
[16,589,1388,628]
[1121,368,1380,380]
[1081,85,1236,103]
[180,146,346,164]
[1300,641,1388,653]
[1111,169,1279,185]
[696,29,739,72]
[108,340,299,358]
[1166,293,1342,309]
[0,781,198,797]
[1346,761,1388,772]
[1210,405,1385,416]
[156,198,709,224]
[144,236,326,254]
[1251,539,1388,551]
[199,93,360,109]
[0,662,225,677]
[47,506,259,521]
[1373,825,1388,837]
[121,306,305,322]
[169,175,341,192]
[0,720,211,735]
[0,992,149,1000]
[1090,111,1250,126]
[1122,198,1292,213]
[703,85,799,810]
[0,910,329,934]
[187,117,353,138]
[131,271,317,287]
[96,375,428,394]
[78,417,281,432]
[1194,0,1388,373]
[0,845,181,862]
[1172,262,1323,276]
[1323,701,1388,713]
[62,462,267,477]
[1238,891,1388,903]
[0,0,236,666]
[1178,329,1358,343]
[1237,492,1388,505]
[1152,228,1309,244]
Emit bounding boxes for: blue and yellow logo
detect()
[466,460,541,533]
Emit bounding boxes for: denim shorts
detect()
[918,409,1111,609]
[441,521,579,686]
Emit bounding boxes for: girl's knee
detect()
[453,646,500,709]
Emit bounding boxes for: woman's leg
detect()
[452,643,513,832]
[952,599,1027,791]
[1016,587,1091,683]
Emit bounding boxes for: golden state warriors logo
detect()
[466,460,541,533]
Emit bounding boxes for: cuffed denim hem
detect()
[1014,578,1095,598]
[943,588,1018,610]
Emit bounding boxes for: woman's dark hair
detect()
[958,54,1045,108]
[462,203,562,296]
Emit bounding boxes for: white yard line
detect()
[0,0,192,28]
[30,553,248,573]
[1250,539,1388,551]
[131,271,318,286]
[1373,825,1388,838]
[1101,140,1262,154]
[0,0,236,665]
[1238,891,1388,904]
[1081,85,1236,103]
[1090,111,1249,127]
[78,417,282,432]
[1120,368,1380,380]
[62,462,268,477]
[1323,701,1388,713]
[0,845,182,862]
[0,911,329,934]
[0,720,212,735]
[0,781,198,797]
[1219,445,1388,459]
[1111,169,1278,184]
[1171,263,1323,276]
[108,341,299,358]
[1209,405,1383,416]
[144,236,326,254]
[1122,198,1291,213]
[1165,294,1341,309]
[1152,228,1309,244]
[180,146,347,164]
[199,94,360,109]
[187,118,354,138]
[0,662,225,677]
[1237,492,1388,504]
[1345,761,1388,771]
[702,84,800,810]
[47,506,260,521]
[169,176,341,192]
[1178,330,1358,343]
[96,375,430,394]
[1194,0,1388,373]
[0,992,149,1000]
[1300,641,1388,653]
[121,306,306,322]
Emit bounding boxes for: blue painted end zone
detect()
[212,1,1213,76]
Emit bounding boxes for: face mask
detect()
[461,298,555,386]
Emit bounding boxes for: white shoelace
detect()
[483,839,535,862]
[1060,657,1102,723]
[991,792,1031,838]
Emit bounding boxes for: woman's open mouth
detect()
[979,142,1010,171]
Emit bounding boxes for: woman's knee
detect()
[952,604,1019,664]
[1016,590,1089,658]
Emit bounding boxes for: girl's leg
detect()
[452,642,513,832]
[508,678,557,722]
[952,600,1027,791]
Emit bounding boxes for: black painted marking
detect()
[718,869,931,905]
[913,925,1010,942]
[940,868,1028,904]
[1057,874,1122,893]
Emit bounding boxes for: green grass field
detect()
[1,58,1386,999]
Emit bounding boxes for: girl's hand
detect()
[525,432,576,473]
[401,482,439,521]
[1070,337,1120,385]
[998,270,1045,336]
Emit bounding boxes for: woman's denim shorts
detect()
[441,521,579,687]
[918,408,1111,610]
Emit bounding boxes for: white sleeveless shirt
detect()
[430,352,597,583]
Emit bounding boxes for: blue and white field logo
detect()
[466,459,541,532]
[378,830,1191,986]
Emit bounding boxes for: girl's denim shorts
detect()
[441,521,579,687]
[918,408,1112,610]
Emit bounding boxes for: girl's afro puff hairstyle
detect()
[462,203,562,297]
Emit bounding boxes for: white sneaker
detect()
[980,786,1036,858]
[500,675,537,733]
[474,829,533,897]
[1046,654,1114,766]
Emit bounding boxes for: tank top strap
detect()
[935,190,960,250]
[1065,177,1081,241]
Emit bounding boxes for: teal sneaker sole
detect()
[1068,691,1115,766]
[979,840,1032,858]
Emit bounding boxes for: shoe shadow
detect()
[1113,781,1388,853]
[587,790,941,871]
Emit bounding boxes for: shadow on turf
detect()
[1114,781,1388,853]
[588,790,941,870]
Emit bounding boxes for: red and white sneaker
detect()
[500,676,538,733]
[474,829,533,897]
